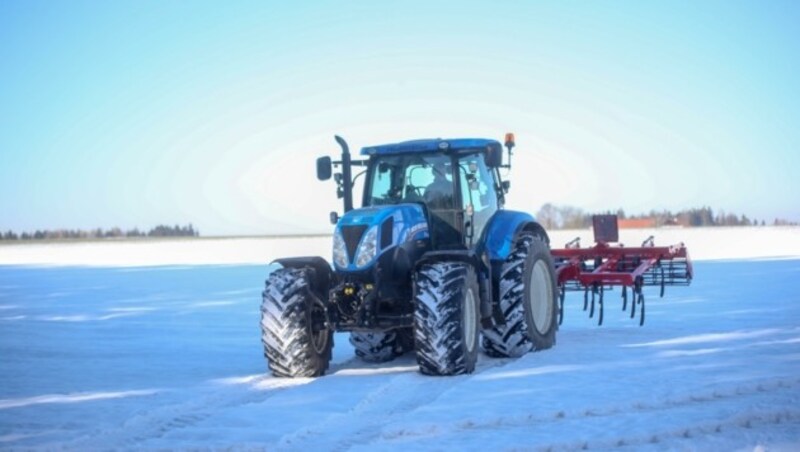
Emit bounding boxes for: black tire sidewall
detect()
[522,239,558,348]
[412,262,480,375]
[261,268,333,377]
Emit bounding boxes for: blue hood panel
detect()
[335,204,429,271]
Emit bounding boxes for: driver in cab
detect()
[424,162,454,209]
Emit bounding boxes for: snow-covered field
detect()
[1,227,799,450]
[1,226,799,267]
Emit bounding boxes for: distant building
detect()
[618,218,657,229]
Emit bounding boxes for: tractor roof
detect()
[360,138,501,156]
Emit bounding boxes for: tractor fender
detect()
[478,210,550,262]
[272,256,334,301]
[414,250,480,271]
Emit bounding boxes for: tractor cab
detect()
[319,137,511,251]
[359,139,504,249]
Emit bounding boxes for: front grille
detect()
[341,225,368,264]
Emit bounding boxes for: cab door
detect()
[458,154,499,247]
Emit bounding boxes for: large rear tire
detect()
[413,262,480,376]
[482,235,558,357]
[523,237,558,350]
[349,331,400,363]
[260,268,332,378]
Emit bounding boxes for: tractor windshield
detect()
[366,154,454,208]
[366,153,464,248]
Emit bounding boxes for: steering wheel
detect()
[412,184,426,196]
[404,184,424,202]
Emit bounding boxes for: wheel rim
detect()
[529,260,554,334]
[310,304,328,354]
[464,287,477,352]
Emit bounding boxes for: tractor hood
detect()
[333,204,429,271]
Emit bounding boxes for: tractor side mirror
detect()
[501,180,510,193]
[485,144,503,168]
[317,156,332,181]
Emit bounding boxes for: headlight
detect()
[333,230,349,268]
[355,225,378,267]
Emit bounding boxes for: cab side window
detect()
[459,154,498,241]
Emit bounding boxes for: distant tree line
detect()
[0,224,199,241]
[536,204,798,230]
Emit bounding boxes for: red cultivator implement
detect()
[551,215,693,326]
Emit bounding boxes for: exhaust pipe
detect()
[334,135,354,213]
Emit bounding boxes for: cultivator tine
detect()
[589,284,596,319]
[558,284,566,325]
[583,287,589,311]
[635,276,645,326]
[638,291,645,326]
[622,285,628,311]
[641,257,692,288]
[598,285,604,326]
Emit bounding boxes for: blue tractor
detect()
[261,134,558,377]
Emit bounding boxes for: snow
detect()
[0,228,799,450]
[1,226,799,267]
[0,390,160,410]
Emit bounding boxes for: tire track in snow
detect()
[276,354,517,451]
[538,408,800,451]
[374,376,800,447]
[61,375,315,449]
[60,353,365,448]
[62,358,368,449]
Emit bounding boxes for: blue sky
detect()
[1,1,798,235]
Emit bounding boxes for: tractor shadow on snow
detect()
[322,348,516,379]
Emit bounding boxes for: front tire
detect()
[260,268,332,378]
[413,262,480,376]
